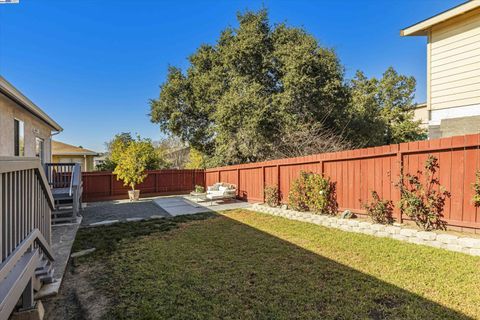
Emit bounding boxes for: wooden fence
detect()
[82,169,205,202]
[206,134,480,230]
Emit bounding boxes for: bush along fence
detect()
[206,134,480,231]
[82,169,205,202]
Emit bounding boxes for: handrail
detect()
[68,165,75,197]
[0,157,55,210]
[0,248,40,320]
[0,229,54,283]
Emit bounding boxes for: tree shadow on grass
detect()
[73,212,473,320]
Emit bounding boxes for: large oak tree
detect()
[150,9,425,167]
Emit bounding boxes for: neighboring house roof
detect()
[52,141,98,156]
[0,76,63,131]
[401,0,480,36]
[414,102,427,110]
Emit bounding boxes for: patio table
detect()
[190,191,207,203]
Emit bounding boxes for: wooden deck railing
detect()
[45,163,76,189]
[0,157,55,318]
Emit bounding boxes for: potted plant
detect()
[195,185,205,193]
[113,138,155,201]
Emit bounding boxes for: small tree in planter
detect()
[114,138,157,201]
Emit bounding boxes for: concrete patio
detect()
[153,196,251,216]
[81,198,171,226]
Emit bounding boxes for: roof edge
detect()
[0,76,63,132]
[52,152,99,156]
[401,0,480,37]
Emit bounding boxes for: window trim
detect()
[35,137,45,164]
[14,118,25,157]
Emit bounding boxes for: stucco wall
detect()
[413,104,429,128]
[0,93,53,160]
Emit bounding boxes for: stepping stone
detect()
[126,217,144,222]
[71,248,96,258]
[89,220,119,226]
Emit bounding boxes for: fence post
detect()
[395,146,403,223]
[277,165,281,202]
[237,168,240,198]
[261,166,265,202]
[110,173,114,197]
[192,170,196,189]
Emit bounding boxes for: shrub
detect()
[195,185,205,193]
[362,191,394,224]
[264,185,280,207]
[288,172,309,211]
[397,155,450,231]
[288,171,337,215]
[472,171,480,207]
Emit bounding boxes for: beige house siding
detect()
[0,93,53,161]
[429,8,480,111]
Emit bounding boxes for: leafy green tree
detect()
[99,133,167,171]
[108,133,134,166]
[113,138,155,191]
[347,67,426,147]
[185,148,206,169]
[150,9,348,166]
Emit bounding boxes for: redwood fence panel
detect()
[206,133,480,230]
[82,169,205,202]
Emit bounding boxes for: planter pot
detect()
[128,190,140,201]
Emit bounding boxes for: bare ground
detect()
[43,261,110,320]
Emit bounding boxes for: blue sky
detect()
[0,0,462,151]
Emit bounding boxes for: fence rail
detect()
[82,169,205,202]
[206,133,480,230]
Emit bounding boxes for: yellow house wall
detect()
[51,155,95,172]
[429,8,480,111]
[0,93,53,161]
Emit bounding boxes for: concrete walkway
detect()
[153,196,251,216]
[36,218,81,299]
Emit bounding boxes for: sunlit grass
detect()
[73,210,480,319]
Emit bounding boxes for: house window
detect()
[35,137,45,164]
[14,119,24,156]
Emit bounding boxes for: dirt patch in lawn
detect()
[43,262,110,320]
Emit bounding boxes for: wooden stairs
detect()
[46,163,83,225]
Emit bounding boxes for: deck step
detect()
[35,259,51,271]
[53,210,74,217]
[53,196,74,202]
[38,268,55,284]
[52,217,77,224]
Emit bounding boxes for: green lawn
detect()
[72,210,480,319]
